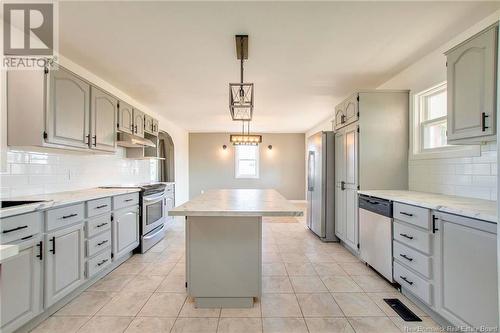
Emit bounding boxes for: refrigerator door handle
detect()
[307,151,315,191]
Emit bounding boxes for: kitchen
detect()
[0,2,499,333]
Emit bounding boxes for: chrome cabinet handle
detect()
[400,276,413,285]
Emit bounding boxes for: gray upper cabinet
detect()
[46,67,90,148]
[144,114,154,135]
[152,118,160,135]
[334,103,345,131]
[117,101,134,134]
[91,87,117,152]
[343,94,359,126]
[446,24,498,143]
[133,109,145,138]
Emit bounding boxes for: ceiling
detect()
[59,1,500,133]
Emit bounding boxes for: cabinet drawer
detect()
[86,230,111,257]
[113,193,139,210]
[86,197,111,218]
[393,240,432,279]
[0,212,42,244]
[86,213,111,238]
[394,202,430,230]
[394,262,432,306]
[86,250,111,278]
[394,221,431,254]
[46,203,84,231]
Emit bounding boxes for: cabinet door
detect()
[112,206,139,259]
[436,216,498,328]
[344,124,358,187]
[44,224,85,308]
[118,101,134,134]
[133,109,145,138]
[152,119,160,135]
[0,237,42,333]
[447,26,497,141]
[334,103,345,131]
[144,115,154,135]
[46,67,90,148]
[344,94,359,126]
[334,131,346,240]
[90,87,117,152]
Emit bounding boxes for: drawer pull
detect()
[49,236,56,254]
[400,276,414,285]
[400,212,413,217]
[97,259,108,266]
[2,225,28,234]
[96,204,108,209]
[400,233,414,240]
[36,241,43,260]
[97,240,109,246]
[61,213,78,219]
[124,198,134,202]
[399,254,413,262]
[96,223,108,228]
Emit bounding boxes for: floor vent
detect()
[383,298,422,322]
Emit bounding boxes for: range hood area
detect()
[117,132,156,148]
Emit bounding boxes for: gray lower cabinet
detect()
[91,87,117,152]
[47,66,91,148]
[44,223,85,308]
[0,236,43,333]
[445,23,498,143]
[112,206,140,260]
[434,213,498,329]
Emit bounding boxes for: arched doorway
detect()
[158,131,175,182]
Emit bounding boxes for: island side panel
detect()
[186,216,262,308]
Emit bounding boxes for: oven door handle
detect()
[143,223,165,240]
[143,193,166,202]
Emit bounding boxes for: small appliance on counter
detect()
[358,194,393,282]
[101,182,174,253]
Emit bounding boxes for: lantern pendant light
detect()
[229,35,254,121]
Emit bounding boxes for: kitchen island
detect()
[169,189,303,308]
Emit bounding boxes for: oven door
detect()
[142,193,166,234]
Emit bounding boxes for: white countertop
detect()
[0,244,19,263]
[358,190,497,223]
[1,188,141,219]
[169,189,304,217]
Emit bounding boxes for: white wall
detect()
[189,133,306,200]
[378,11,500,200]
[0,56,190,204]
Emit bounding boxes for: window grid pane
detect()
[423,89,447,121]
[423,119,447,150]
[235,145,259,178]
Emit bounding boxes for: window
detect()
[412,82,480,159]
[235,145,259,178]
[417,83,448,151]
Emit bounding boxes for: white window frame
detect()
[235,145,260,179]
[411,82,480,160]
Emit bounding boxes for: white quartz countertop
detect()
[358,190,497,223]
[0,244,19,263]
[1,188,141,219]
[169,189,304,217]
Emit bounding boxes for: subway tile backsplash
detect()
[409,143,497,201]
[0,148,158,199]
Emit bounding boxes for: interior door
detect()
[334,131,346,240]
[90,86,117,152]
[0,236,42,333]
[46,67,90,148]
[44,224,85,308]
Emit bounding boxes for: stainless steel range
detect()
[101,183,174,253]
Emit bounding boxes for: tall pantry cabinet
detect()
[334,91,409,251]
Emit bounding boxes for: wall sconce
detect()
[268,145,273,150]
[222,145,228,150]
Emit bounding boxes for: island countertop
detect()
[169,189,304,217]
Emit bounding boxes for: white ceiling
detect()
[59,1,500,133]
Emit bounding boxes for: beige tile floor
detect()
[31,205,442,333]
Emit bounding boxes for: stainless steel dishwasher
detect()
[358,195,394,282]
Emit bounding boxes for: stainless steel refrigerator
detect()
[306,131,337,242]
